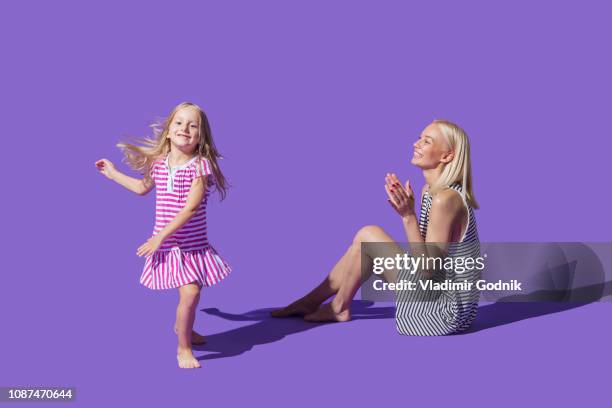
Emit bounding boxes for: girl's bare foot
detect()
[304,302,351,322]
[174,326,207,345]
[177,347,201,369]
[271,299,319,318]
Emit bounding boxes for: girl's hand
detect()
[137,235,163,257]
[95,158,117,180]
[385,173,416,218]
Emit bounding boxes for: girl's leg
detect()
[272,225,401,319]
[174,323,207,345]
[304,225,402,322]
[176,282,201,369]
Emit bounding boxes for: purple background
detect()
[1,1,610,406]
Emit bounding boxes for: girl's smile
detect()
[167,106,201,151]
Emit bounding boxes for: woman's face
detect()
[411,123,453,169]
[167,107,201,152]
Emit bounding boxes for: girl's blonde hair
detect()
[117,102,228,200]
[428,119,479,209]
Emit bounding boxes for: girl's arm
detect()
[95,158,154,195]
[136,176,208,257]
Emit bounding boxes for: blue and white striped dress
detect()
[395,183,480,336]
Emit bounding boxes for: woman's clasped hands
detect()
[385,173,416,218]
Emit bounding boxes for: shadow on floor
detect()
[197,282,612,359]
[462,280,612,334]
[195,300,393,361]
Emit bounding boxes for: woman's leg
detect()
[272,225,401,320]
[271,243,357,317]
[176,282,201,369]
[303,225,402,322]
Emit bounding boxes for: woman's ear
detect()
[441,150,455,164]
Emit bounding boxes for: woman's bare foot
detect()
[271,299,319,318]
[304,302,351,322]
[174,326,207,345]
[177,347,201,369]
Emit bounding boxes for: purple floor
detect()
[4,284,610,407]
[2,1,612,406]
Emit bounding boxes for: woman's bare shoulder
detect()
[430,188,464,213]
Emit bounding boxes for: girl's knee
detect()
[179,283,201,304]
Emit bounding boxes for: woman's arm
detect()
[420,191,465,278]
[425,190,465,250]
[385,173,423,244]
[136,176,208,257]
[95,158,154,195]
[386,173,464,277]
[393,184,431,249]
[386,174,463,245]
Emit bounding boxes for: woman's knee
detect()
[353,225,386,244]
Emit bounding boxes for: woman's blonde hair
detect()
[117,102,228,200]
[428,119,479,209]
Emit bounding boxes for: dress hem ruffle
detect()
[140,245,231,290]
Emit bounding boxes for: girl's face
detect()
[167,107,201,153]
[411,123,454,169]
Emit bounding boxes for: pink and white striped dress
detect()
[140,154,231,290]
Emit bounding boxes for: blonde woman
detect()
[272,120,481,335]
[96,102,231,367]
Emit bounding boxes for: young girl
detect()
[95,102,231,368]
